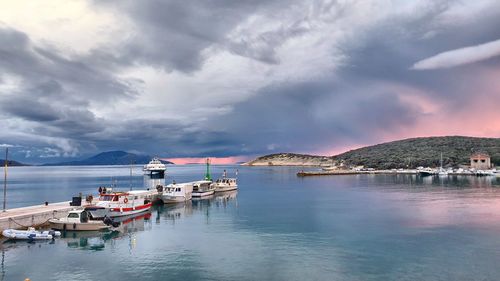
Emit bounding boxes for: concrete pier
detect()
[0,201,82,232]
[0,189,163,234]
[296,170,420,177]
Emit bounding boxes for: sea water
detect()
[1,165,500,280]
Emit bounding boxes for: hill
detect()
[243,153,332,166]
[43,151,174,166]
[0,159,30,166]
[243,136,500,169]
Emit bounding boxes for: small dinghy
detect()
[2,227,61,240]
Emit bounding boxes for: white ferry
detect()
[192,180,215,197]
[143,157,166,173]
[85,190,153,218]
[161,182,193,204]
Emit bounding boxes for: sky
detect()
[0,0,500,164]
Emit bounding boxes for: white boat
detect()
[192,180,215,197]
[161,182,193,203]
[85,190,153,218]
[438,168,449,176]
[49,209,113,231]
[212,177,238,192]
[211,169,238,192]
[322,166,337,171]
[143,157,166,173]
[476,170,496,176]
[2,227,61,240]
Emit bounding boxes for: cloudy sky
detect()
[1,0,500,164]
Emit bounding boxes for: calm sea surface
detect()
[1,165,500,281]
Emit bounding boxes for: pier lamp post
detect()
[3,148,7,212]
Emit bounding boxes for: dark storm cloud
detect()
[0,26,138,159]
[207,80,420,156]
[0,96,60,122]
[227,22,309,64]
[341,3,500,92]
[0,27,137,102]
[2,1,500,163]
[92,0,297,71]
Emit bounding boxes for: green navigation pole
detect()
[205,158,212,181]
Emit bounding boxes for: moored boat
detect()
[49,209,112,231]
[210,167,238,192]
[418,168,436,177]
[161,182,193,203]
[86,190,154,218]
[2,227,61,240]
[212,177,238,192]
[192,180,215,197]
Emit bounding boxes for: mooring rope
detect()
[7,217,52,229]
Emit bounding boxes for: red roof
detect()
[470,152,490,158]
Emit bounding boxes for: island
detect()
[243,136,500,169]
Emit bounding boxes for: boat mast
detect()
[440,153,443,170]
[3,148,7,212]
[129,160,133,191]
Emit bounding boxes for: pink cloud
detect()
[319,68,500,156]
[164,156,251,165]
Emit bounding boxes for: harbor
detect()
[297,168,500,177]
[0,158,238,234]
[298,152,499,178]
[1,164,500,281]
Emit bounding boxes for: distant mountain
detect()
[0,159,30,166]
[43,151,174,166]
[243,136,500,169]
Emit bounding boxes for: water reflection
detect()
[361,174,500,190]
[155,190,238,224]
[1,238,56,250]
[59,211,153,251]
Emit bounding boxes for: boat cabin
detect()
[192,180,213,192]
[96,190,150,207]
[98,192,149,204]
[165,183,193,195]
[215,178,237,185]
[66,210,91,223]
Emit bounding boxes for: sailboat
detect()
[438,153,448,176]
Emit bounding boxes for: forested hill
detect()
[244,136,500,169]
[335,136,500,169]
[0,159,29,166]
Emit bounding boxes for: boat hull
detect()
[86,203,152,218]
[214,185,238,192]
[108,203,152,218]
[48,219,110,231]
[161,195,191,204]
[2,229,60,240]
[192,190,215,197]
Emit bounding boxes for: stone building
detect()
[470,152,491,170]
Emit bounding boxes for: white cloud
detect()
[0,144,14,148]
[412,38,500,70]
[0,0,126,53]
